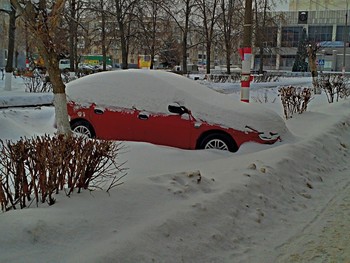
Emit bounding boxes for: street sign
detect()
[318,59,325,66]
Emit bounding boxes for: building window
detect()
[308,26,332,42]
[254,55,276,67]
[336,26,350,42]
[260,27,278,47]
[281,55,296,67]
[281,26,303,47]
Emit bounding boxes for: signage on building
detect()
[298,11,308,24]
[317,59,325,66]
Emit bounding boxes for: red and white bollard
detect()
[25,58,30,71]
[239,47,252,103]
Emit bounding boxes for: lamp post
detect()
[343,3,349,75]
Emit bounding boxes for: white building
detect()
[253,1,350,72]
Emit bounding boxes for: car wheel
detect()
[71,120,95,138]
[199,133,237,152]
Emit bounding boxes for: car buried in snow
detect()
[65,70,283,152]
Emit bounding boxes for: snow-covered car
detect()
[66,70,284,152]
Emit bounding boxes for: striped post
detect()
[240,47,252,103]
[25,58,30,71]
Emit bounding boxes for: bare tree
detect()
[136,0,166,69]
[217,0,243,74]
[13,0,71,135]
[158,18,182,67]
[161,0,197,73]
[253,0,282,74]
[67,0,78,71]
[307,42,321,94]
[111,0,139,69]
[85,0,115,70]
[195,0,220,74]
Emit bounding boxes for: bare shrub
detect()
[251,89,277,103]
[318,74,350,103]
[278,86,312,119]
[204,74,240,83]
[0,135,126,211]
[252,74,280,83]
[22,75,53,93]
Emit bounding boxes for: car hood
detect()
[66,70,288,136]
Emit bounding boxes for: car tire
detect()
[198,133,237,152]
[71,120,95,138]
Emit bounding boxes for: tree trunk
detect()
[69,0,76,72]
[182,34,187,74]
[258,46,264,74]
[49,64,72,135]
[226,50,231,74]
[42,51,71,135]
[308,45,320,94]
[206,44,211,74]
[121,37,128,69]
[4,6,16,91]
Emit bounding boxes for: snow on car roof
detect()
[66,69,287,134]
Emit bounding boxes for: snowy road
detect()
[276,168,350,263]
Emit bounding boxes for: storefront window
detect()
[308,26,332,42]
[281,27,303,47]
[336,25,350,41]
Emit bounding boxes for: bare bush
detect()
[252,74,280,83]
[0,135,126,211]
[251,89,277,103]
[278,86,312,119]
[22,75,53,93]
[318,74,350,103]
[204,74,240,83]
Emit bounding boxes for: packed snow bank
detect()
[0,93,53,108]
[1,74,349,262]
[0,106,56,140]
[0,101,349,263]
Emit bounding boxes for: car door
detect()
[133,105,193,149]
[88,106,138,141]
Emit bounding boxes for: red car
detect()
[66,70,282,152]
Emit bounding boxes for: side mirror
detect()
[168,104,190,115]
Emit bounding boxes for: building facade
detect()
[289,0,348,11]
[253,1,350,72]
[0,0,9,68]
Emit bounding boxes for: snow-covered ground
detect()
[0,74,349,262]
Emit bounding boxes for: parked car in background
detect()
[66,70,283,152]
[58,59,70,71]
[94,64,112,71]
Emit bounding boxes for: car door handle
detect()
[138,114,149,120]
[94,109,104,115]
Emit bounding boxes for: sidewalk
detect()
[0,75,54,108]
